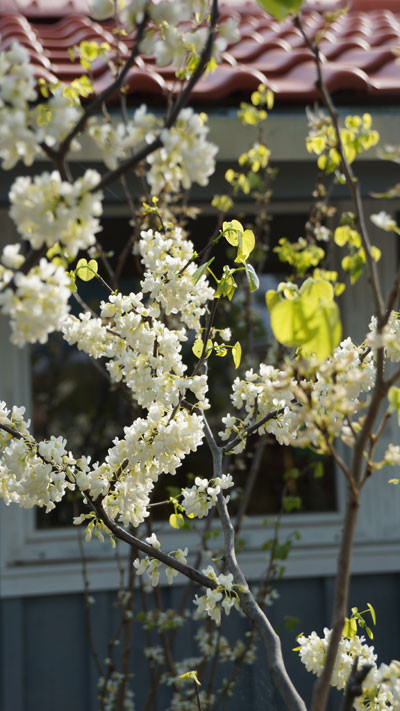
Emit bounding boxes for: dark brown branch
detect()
[340,657,373,711]
[93,0,219,194]
[222,408,284,453]
[310,485,360,711]
[56,12,149,160]
[91,499,217,590]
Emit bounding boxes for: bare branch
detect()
[201,414,307,711]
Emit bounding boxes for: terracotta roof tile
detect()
[1,1,400,104]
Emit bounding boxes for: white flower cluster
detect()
[0,43,83,170]
[0,403,75,511]
[0,42,39,169]
[181,474,233,519]
[90,105,217,192]
[9,170,103,257]
[62,290,209,411]
[98,671,135,711]
[86,105,159,170]
[133,533,189,586]
[368,313,400,362]
[34,89,83,152]
[194,566,241,625]
[74,408,204,528]
[196,626,256,665]
[149,109,218,193]
[370,211,398,232]
[138,227,215,332]
[90,0,240,70]
[220,338,375,454]
[0,257,71,346]
[297,628,400,710]
[88,106,218,194]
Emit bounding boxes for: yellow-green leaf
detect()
[389,386,400,425]
[234,229,256,263]
[257,0,304,21]
[76,258,98,281]
[367,603,376,626]
[192,338,213,359]
[266,279,342,359]
[179,670,201,685]
[222,219,243,246]
[192,257,214,285]
[232,341,242,368]
[245,263,260,292]
[169,513,184,529]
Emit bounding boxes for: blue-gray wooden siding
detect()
[1,573,399,711]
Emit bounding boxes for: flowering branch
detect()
[91,499,217,590]
[94,0,219,194]
[340,658,374,711]
[202,414,307,711]
[56,11,149,161]
[222,408,284,453]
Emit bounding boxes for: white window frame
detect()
[2,111,400,597]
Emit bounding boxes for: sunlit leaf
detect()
[245,263,260,292]
[232,341,242,368]
[169,513,184,529]
[266,279,342,359]
[234,229,256,263]
[192,257,214,284]
[257,0,304,21]
[76,258,98,282]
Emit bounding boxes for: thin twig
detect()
[222,408,284,454]
[294,14,384,321]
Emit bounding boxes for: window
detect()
[2,111,400,595]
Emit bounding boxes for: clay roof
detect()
[1,0,400,105]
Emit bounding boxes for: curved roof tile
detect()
[1,0,400,104]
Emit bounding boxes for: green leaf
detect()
[192,257,214,285]
[232,341,242,368]
[314,461,324,479]
[388,386,400,425]
[257,0,304,21]
[76,258,98,282]
[192,338,213,359]
[245,263,260,292]
[222,219,243,246]
[234,229,256,263]
[169,513,185,529]
[367,603,376,626]
[266,279,342,359]
[178,670,201,685]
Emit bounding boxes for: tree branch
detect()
[91,499,217,590]
[202,414,307,711]
[93,0,219,194]
[222,408,284,453]
[340,657,373,711]
[56,12,149,160]
[294,14,384,321]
